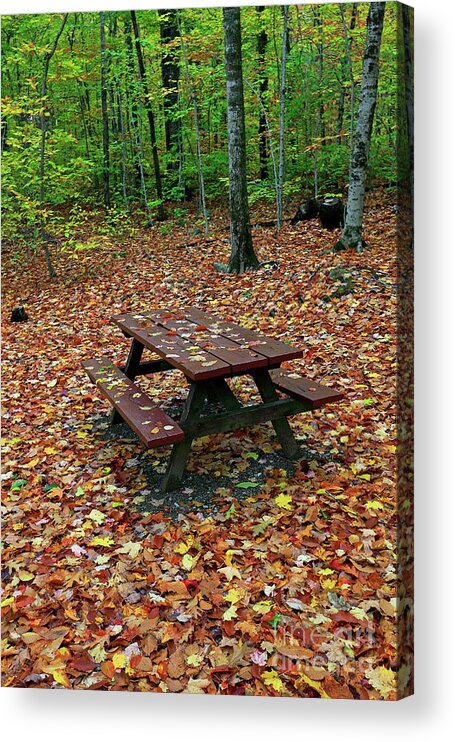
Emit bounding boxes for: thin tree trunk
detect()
[222,7,258,274]
[130,10,166,221]
[130,100,154,225]
[176,12,208,233]
[339,2,358,180]
[314,8,325,145]
[100,12,111,211]
[123,15,142,191]
[39,12,68,280]
[277,5,288,228]
[337,4,358,146]
[335,2,385,252]
[245,79,279,220]
[158,8,181,179]
[256,6,268,180]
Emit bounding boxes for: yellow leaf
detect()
[365,665,395,698]
[262,669,283,692]
[87,508,106,525]
[300,672,329,698]
[222,604,238,620]
[175,535,193,555]
[18,570,35,581]
[89,536,114,547]
[44,447,58,455]
[366,500,384,511]
[275,493,293,510]
[217,565,242,581]
[52,669,71,688]
[225,587,242,604]
[182,553,195,571]
[24,457,40,469]
[112,652,127,669]
[186,653,203,667]
[321,578,337,590]
[116,541,142,558]
[89,643,107,663]
[253,600,272,615]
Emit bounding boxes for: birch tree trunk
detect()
[277,5,288,229]
[131,10,166,221]
[335,1,385,252]
[100,12,111,211]
[222,7,258,274]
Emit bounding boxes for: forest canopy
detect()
[1,3,399,243]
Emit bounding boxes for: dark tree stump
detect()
[11,306,29,323]
[291,198,320,225]
[319,198,344,230]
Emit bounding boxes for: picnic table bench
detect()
[82,308,342,492]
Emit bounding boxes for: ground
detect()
[1,190,412,698]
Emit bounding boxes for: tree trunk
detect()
[39,12,68,279]
[277,5,288,229]
[222,7,258,274]
[100,11,111,211]
[256,6,268,180]
[334,2,385,252]
[314,8,325,145]
[337,3,358,146]
[176,11,208,233]
[123,15,142,191]
[158,9,181,178]
[402,4,414,192]
[130,10,166,220]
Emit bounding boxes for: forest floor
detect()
[1,189,411,698]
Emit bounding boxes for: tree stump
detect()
[11,306,29,322]
[319,198,344,230]
[291,198,320,225]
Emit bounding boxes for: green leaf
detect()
[236,481,260,489]
[225,503,236,518]
[268,613,282,629]
[10,479,27,491]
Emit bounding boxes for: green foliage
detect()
[1,4,400,241]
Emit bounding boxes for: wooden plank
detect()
[82,358,184,447]
[183,308,303,365]
[270,369,343,408]
[181,397,309,438]
[119,359,173,375]
[147,310,269,373]
[112,313,230,380]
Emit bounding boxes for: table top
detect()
[112,308,303,381]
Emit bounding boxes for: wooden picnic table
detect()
[82,308,342,493]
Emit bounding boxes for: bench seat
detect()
[270,369,343,409]
[82,357,184,448]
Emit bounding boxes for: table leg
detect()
[251,368,301,459]
[207,378,242,411]
[161,382,207,493]
[111,338,144,425]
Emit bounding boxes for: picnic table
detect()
[82,308,342,492]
